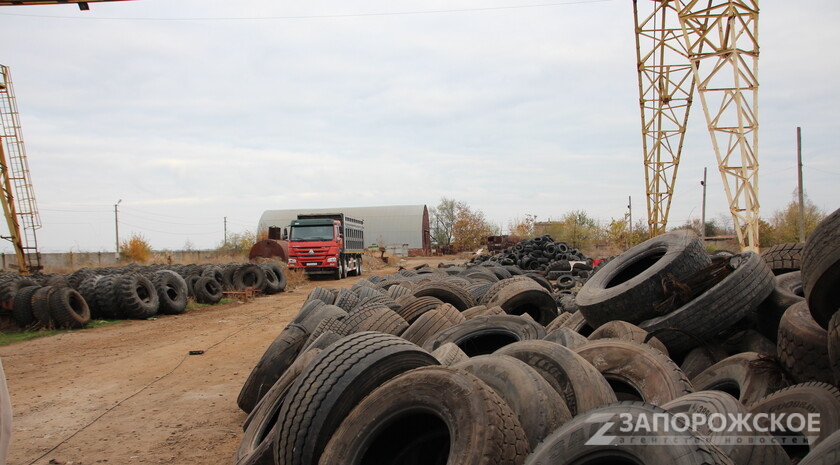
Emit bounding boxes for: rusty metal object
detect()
[248,239,289,262]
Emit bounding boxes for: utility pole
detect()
[797,127,806,242]
[114,199,122,261]
[701,167,707,241]
[224,216,228,246]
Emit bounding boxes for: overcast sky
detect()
[0,0,837,253]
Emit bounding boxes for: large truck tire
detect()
[421,315,546,356]
[273,332,438,465]
[576,230,710,327]
[455,354,572,448]
[317,366,530,465]
[777,300,834,384]
[523,402,734,465]
[801,207,840,328]
[495,339,616,416]
[574,339,693,406]
[691,352,788,407]
[237,324,308,414]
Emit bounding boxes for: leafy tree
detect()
[430,197,458,247]
[451,203,496,251]
[763,194,825,245]
[119,233,152,263]
[508,214,536,239]
[217,230,257,257]
[536,210,601,250]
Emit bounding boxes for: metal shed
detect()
[258,205,430,256]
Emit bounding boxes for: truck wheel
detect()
[334,261,343,280]
[357,256,362,276]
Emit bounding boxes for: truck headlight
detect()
[288,258,297,264]
[326,257,337,263]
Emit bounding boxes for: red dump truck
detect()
[286,213,364,279]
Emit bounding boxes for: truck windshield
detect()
[290,225,334,242]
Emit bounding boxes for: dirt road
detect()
[1,270,383,465]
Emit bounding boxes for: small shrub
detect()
[120,233,153,263]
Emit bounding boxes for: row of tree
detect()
[429,195,827,254]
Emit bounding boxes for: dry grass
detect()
[284,269,309,290]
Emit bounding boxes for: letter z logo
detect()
[585,413,620,446]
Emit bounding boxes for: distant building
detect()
[258,205,431,256]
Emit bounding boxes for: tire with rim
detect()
[576,230,710,327]
[801,207,840,328]
[574,339,693,405]
[524,401,734,465]
[273,332,439,465]
[317,365,530,465]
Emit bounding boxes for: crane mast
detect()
[0,65,42,274]
[634,0,760,251]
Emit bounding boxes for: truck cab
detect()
[286,214,364,279]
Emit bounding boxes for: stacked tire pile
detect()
[234,209,840,465]
[1,262,286,330]
[468,235,591,274]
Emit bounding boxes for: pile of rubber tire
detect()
[468,234,591,273]
[1,262,286,329]
[234,208,840,465]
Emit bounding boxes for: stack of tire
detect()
[0,273,91,330]
[233,208,840,465]
[2,262,287,328]
[468,235,591,274]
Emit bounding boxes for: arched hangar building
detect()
[258,205,431,256]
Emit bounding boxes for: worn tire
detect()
[801,207,840,328]
[495,339,616,416]
[412,281,477,311]
[11,284,40,328]
[317,365,530,465]
[640,252,774,355]
[31,286,58,328]
[48,288,91,329]
[777,300,833,384]
[233,264,267,291]
[422,315,546,356]
[401,310,454,347]
[235,349,322,465]
[273,332,439,465]
[524,401,734,465]
[830,311,840,386]
[574,339,693,405]
[116,274,159,319]
[576,230,711,327]
[482,279,558,326]
[663,391,791,465]
[455,354,572,448]
[430,342,469,366]
[748,382,840,460]
[237,324,308,413]
[153,271,188,315]
[543,327,588,349]
[800,429,840,465]
[754,271,805,342]
[762,242,804,275]
[193,276,223,305]
[587,320,668,356]
[691,352,789,407]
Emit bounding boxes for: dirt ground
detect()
[1,257,460,465]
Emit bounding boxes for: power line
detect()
[0,0,616,21]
